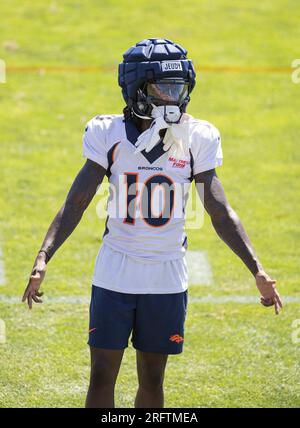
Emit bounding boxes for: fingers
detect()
[27,291,43,308]
[256,272,282,315]
[22,284,30,302]
[32,295,43,304]
[35,291,44,297]
[260,297,274,307]
[28,294,33,310]
[275,292,283,309]
[274,293,283,315]
[22,285,44,309]
[260,292,283,315]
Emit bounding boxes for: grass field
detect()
[0,0,299,408]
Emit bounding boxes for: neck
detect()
[133,115,152,133]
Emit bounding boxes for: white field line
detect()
[0,248,297,304]
[0,246,5,286]
[186,250,212,286]
[0,295,299,304]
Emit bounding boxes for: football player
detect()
[22,38,282,408]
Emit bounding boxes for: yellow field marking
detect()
[4,64,292,74]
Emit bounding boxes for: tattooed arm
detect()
[194,169,283,314]
[22,159,106,308]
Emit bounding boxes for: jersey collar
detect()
[124,118,166,164]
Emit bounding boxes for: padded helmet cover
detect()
[118,38,196,105]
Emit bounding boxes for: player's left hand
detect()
[255,271,283,315]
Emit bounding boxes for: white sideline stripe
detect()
[186,250,212,285]
[191,295,300,303]
[0,295,299,304]
[0,247,5,286]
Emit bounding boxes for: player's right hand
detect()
[22,253,47,309]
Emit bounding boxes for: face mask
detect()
[134,106,192,159]
[151,104,182,124]
[133,81,188,123]
[147,81,188,123]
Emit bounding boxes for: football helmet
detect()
[118,38,196,123]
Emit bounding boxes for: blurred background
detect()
[0,0,299,407]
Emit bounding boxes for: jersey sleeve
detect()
[191,122,223,175]
[82,117,109,169]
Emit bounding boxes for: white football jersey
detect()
[83,114,223,263]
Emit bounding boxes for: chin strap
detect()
[134,106,191,159]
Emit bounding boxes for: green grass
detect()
[0,0,299,408]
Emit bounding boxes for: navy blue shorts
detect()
[88,286,188,354]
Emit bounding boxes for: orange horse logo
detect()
[169,334,184,343]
